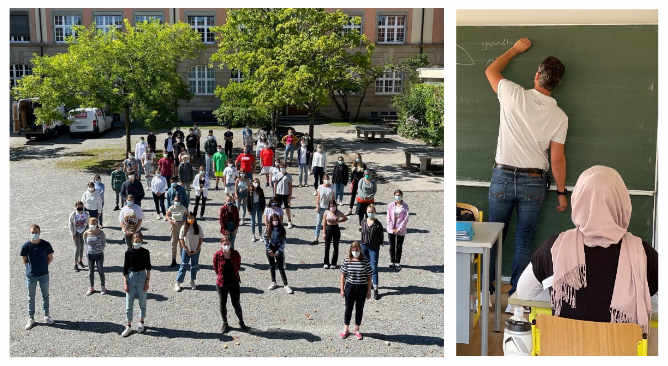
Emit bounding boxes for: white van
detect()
[68,108,113,136]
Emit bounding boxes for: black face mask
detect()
[77,207,83,212]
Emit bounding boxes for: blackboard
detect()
[456,25,657,275]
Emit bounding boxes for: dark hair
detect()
[394,189,403,196]
[265,214,285,240]
[29,223,41,232]
[170,176,178,183]
[348,241,365,261]
[184,211,200,235]
[537,56,565,91]
[75,200,84,207]
[88,182,95,188]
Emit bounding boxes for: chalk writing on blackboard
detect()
[457,44,476,66]
[481,39,512,51]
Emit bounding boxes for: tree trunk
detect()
[124,106,131,154]
[308,108,315,152]
[329,91,347,121]
[353,87,368,122]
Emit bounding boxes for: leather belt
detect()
[494,163,544,177]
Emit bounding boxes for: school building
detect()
[9,8,444,123]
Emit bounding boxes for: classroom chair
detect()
[456,202,484,328]
[533,314,648,356]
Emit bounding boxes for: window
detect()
[189,65,216,95]
[229,70,243,83]
[135,14,164,24]
[54,15,82,43]
[343,16,362,35]
[375,71,403,95]
[188,16,215,44]
[10,12,30,42]
[10,64,32,88]
[95,15,123,33]
[377,15,405,44]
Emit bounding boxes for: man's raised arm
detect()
[485,38,532,93]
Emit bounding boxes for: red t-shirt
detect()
[158,157,173,176]
[235,153,255,173]
[260,148,274,167]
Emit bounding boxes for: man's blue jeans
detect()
[361,244,379,288]
[314,207,326,240]
[125,270,147,323]
[250,206,263,237]
[176,250,200,283]
[488,167,546,295]
[285,145,295,162]
[334,183,345,203]
[26,273,49,318]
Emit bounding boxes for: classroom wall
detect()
[456,9,657,26]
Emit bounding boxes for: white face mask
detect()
[89,188,95,192]
[253,182,259,188]
[281,168,286,174]
[222,245,231,252]
[367,212,375,219]
[323,180,330,185]
[272,221,279,226]
[132,242,143,249]
[329,206,336,212]
[395,195,402,201]
[31,233,40,241]
[351,250,360,258]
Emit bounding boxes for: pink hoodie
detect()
[386,201,409,236]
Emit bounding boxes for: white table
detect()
[456,221,504,356]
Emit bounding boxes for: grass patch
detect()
[328,121,354,126]
[56,148,126,174]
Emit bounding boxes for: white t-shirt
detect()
[317,185,334,209]
[223,166,238,185]
[179,224,203,252]
[495,79,568,171]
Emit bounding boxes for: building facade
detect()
[10,8,444,123]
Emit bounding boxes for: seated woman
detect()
[515,166,657,332]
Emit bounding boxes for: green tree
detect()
[12,19,203,153]
[393,82,444,146]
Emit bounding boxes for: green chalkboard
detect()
[456,25,657,276]
[456,25,657,190]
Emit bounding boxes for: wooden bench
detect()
[355,125,394,141]
[404,148,443,174]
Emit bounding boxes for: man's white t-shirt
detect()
[495,79,568,171]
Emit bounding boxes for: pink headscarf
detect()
[550,166,651,332]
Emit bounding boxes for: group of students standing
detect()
[20,124,412,340]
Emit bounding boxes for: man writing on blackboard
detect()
[484,38,568,301]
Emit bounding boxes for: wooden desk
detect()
[456,221,504,356]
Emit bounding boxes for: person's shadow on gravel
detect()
[378,285,443,297]
[104,289,169,302]
[141,326,233,342]
[48,320,125,334]
[196,284,264,294]
[363,333,443,347]
[248,328,321,343]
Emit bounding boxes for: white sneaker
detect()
[100,287,107,295]
[121,326,133,337]
[312,191,317,196]
[252,235,257,242]
[287,222,293,229]
[267,282,279,290]
[25,318,35,330]
[136,323,145,333]
[86,288,95,296]
[323,264,330,269]
[174,283,182,292]
[44,315,54,325]
[190,280,196,290]
[156,214,162,220]
[284,285,294,294]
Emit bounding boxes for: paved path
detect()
[10,125,443,357]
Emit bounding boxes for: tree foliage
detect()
[12,19,203,153]
[393,82,444,146]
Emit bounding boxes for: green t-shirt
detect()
[212,152,227,172]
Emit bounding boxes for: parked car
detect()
[68,108,113,136]
[11,98,67,139]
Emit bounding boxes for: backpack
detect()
[205,138,217,155]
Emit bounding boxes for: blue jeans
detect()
[314,207,326,239]
[361,245,379,287]
[250,206,263,237]
[285,145,295,161]
[299,163,309,186]
[176,250,200,283]
[125,271,147,323]
[26,273,49,318]
[205,154,213,179]
[488,167,546,295]
[228,231,237,250]
[334,183,344,203]
[237,192,248,218]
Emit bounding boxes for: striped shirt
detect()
[340,258,372,285]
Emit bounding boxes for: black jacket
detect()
[147,134,156,151]
[179,162,193,184]
[350,168,365,187]
[361,219,384,251]
[332,163,350,184]
[247,188,266,212]
[120,179,145,203]
[186,134,198,149]
[296,147,312,165]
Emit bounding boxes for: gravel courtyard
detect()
[9,124,444,357]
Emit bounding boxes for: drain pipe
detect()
[38,8,43,56]
[419,8,425,55]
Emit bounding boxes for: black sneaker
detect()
[74,264,80,272]
[78,262,88,268]
[170,259,177,268]
[239,321,249,331]
[373,288,379,300]
[311,240,318,245]
[114,206,120,211]
[221,323,230,334]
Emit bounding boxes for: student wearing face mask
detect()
[361,204,384,300]
[166,195,187,267]
[151,169,168,220]
[119,195,143,249]
[166,177,189,211]
[235,146,256,180]
[386,190,409,271]
[21,224,54,330]
[273,163,294,229]
[260,144,275,187]
[322,201,348,268]
[158,153,174,184]
[213,236,248,333]
[281,128,297,165]
[332,156,350,205]
[248,178,266,242]
[68,200,89,272]
[223,126,234,158]
[124,152,139,179]
[212,144,227,191]
[256,135,268,160]
[178,153,194,188]
[141,147,156,191]
[263,199,284,232]
[356,170,377,228]
[235,175,250,223]
[192,167,209,218]
[81,181,102,224]
[120,173,145,208]
[174,212,203,291]
[348,159,365,216]
[219,194,240,249]
[313,174,335,245]
[135,137,148,179]
[339,241,372,340]
[296,139,312,188]
[223,161,239,196]
[311,144,327,195]
[111,163,127,211]
[121,234,152,337]
[265,214,293,294]
[92,175,105,227]
[83,217,107,296]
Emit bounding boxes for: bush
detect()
[393,83,444,146]
[213,82,271,128]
